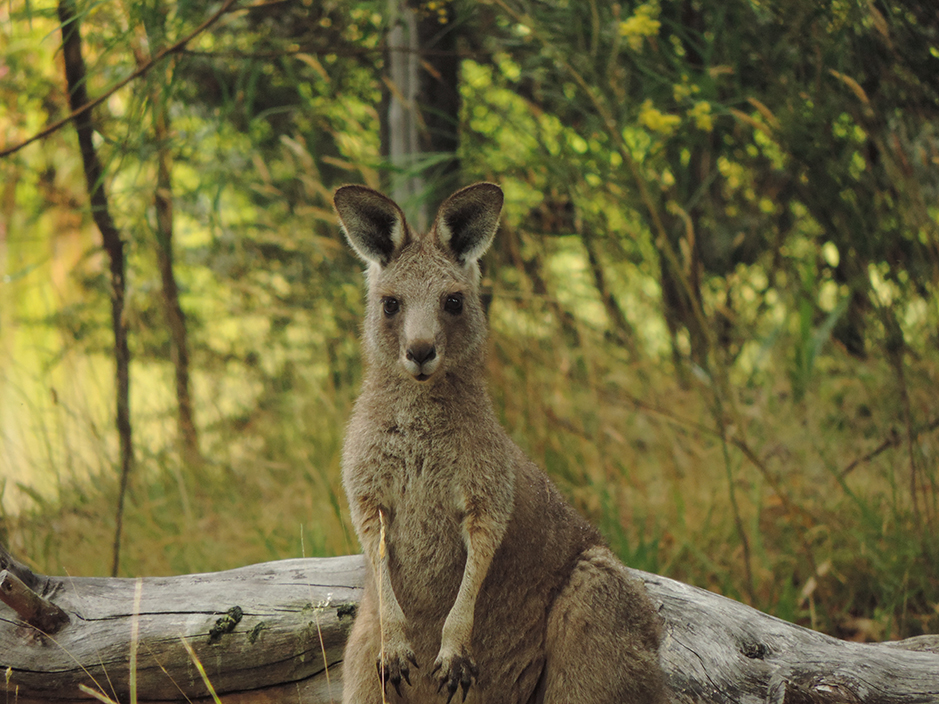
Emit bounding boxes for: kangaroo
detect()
[335,183,668,704]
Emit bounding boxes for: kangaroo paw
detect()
[376,646,419,697]
[432,650,478,703]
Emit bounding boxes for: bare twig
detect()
[841,417,939,478]
[180,45,491,60]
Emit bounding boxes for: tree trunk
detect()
[141,37,201,467]
[386,0,426,226]
[580,221,638,356]
[411,0,461,208]
[384,0,462,230]
[123,1,201,468]
[1,546,936,703]
[153,111,201,466]
[57,0,135,578]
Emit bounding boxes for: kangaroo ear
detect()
[334,185,409,267]
[434,183,503,264]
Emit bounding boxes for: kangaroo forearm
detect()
[441,528,497,648]
[357,505,407,626]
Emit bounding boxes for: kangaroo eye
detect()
[444,293,463,315]
[382,297,400,317]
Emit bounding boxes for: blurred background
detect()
[1,0,937,641]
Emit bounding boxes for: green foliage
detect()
[1,0,938,643]
[790,269,849,402]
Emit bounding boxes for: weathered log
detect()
[1,547,936,703]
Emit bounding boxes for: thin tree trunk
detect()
[580,222,638,356]
[154,106,200,465]
[501,222,580,345]
[386,0,426,226]
[145,52,200,465]
[412,0,461,207]
[659,197,708,373]
[384,0,462,228]
[57,0,134,578]
[880,304,930,525]
[123,1,201,466]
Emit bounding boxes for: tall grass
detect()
[4,270,938,643]
[487,286,938,640]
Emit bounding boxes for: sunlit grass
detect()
[3,241,938,642]
[487,298,938,639]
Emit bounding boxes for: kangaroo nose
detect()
[406,343,436,365]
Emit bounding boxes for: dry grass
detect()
[4,290,938,643]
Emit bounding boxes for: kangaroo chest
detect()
[362,421,470,616]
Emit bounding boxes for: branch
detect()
[0,0,239,159]
[841,415,939,478]
[0,570,70,634]
[180,45,493,60]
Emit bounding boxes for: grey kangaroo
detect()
[335,183,668,704]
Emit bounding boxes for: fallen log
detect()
[1,545,937,703]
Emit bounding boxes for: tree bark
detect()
[384,0,462,230]
[153,104,201,466]
[386,0,426,226]
[57,0,135,578]
[130,16,201,466]
[1,546,936,703]
[411,0,462,208]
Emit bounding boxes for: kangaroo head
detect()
[335,183,503,384]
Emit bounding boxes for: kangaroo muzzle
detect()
[404,340,439,380]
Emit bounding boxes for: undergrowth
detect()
[4,310,938,642]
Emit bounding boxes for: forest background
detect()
[1,0,938,643]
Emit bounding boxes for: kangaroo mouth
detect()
[404,356,440,382]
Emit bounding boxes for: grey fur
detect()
[335,183,668,704]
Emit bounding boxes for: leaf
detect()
[807,296,849,372]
